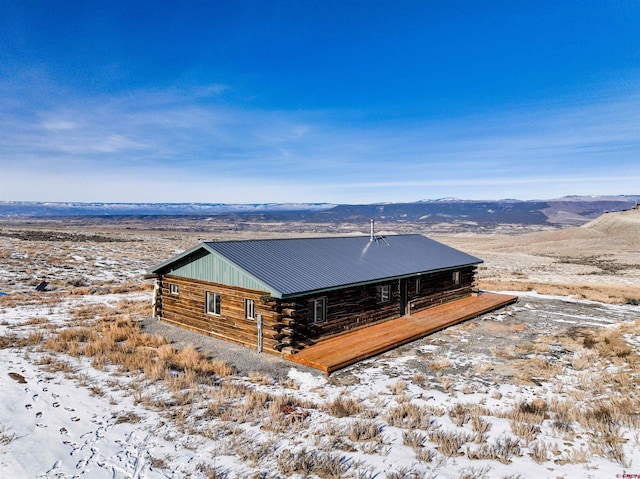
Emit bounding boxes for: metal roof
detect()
[150,234,482,298]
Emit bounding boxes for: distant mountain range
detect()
[1,196,639,228]
[0,201,335,217]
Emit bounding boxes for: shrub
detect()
[415,447,436,463]
[402,430,427,448]
[346,419,384,442]
[458,466,492,479]
[386,467,430,479]
[590,424,629,467]
[387,403,432,429]
[236,438,276,465]
[276,448,353,478]
[468,435,521,464]
[529,441,549,464]
[449,403,471,427]
[388,380,407,395]
[471,415,492,437]
[195,462,229,479]
[428,428,474,457]
[494,435,521,464]
[327,394,364,418]
[509,420,540,445]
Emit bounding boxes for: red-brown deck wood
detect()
[284,292,517,375]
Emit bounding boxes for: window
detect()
[309,297,326,324]
[245,299,255,320]
[452,271,462,287]
[206,292,221,315]
[376,284,391,303]
[169,283,179,295]
[415,278,421,294]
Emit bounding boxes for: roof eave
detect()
[279,261,483,299]
[146,243,218,275]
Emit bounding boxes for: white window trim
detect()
[452,271,462,287]
[309,297,327,324]
[245,298,255,320]
[206,291,221,316]
[169,283,179,295]
[376,284,391,304]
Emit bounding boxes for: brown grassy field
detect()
[438,208,640,303]
[1,207,638,303]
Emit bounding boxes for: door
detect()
[399,279,409,316]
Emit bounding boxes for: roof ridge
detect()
[203,233,422,244]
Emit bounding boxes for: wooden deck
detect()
[284,292,518,375]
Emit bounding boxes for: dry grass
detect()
[504,399,547,424]
[386,403,434,429]
[528,441,549,464]
[471,415,492,442]
[402,430,427,448]
[428,427,475,457]
[509,420,540,446]
[466,435,521,464]
[3,222,640,476]
[388,380,407,395]
[36,298,235,417]
[276,448,353,478]
[326,394,364,418]
[438,375,456,394]
[479,280,640,304]
[448,403,491,433]
[429,358,452,371]
[0,424,16,446]
[414,447,437,463]
[346,419,384,442]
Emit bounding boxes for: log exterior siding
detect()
[157,274,283,355]
[154,265,478,355]
[276,266,477,352]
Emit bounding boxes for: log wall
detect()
[156,275,282,355]
[277,266,478,352]
[155,266,478,356]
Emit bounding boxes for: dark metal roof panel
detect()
[204,234,482,297]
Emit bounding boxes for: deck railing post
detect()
[257,314,263,353]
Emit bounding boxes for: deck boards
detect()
[284,292,518,375]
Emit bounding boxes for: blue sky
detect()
[1,1,639,204]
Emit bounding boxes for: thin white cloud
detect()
[41,119,77,131]
[0,74,638,202]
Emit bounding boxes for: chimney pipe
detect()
[370,219,375,242]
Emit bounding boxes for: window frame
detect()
[205,291,221,316]
[169,283,179,295]
[245,298,255,320]
[376,284,391,304]
[452,271,462,287]
[309,297,327,324]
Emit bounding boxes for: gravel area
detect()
[141,316,321,379]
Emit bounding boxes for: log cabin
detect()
[146,233,485,356]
